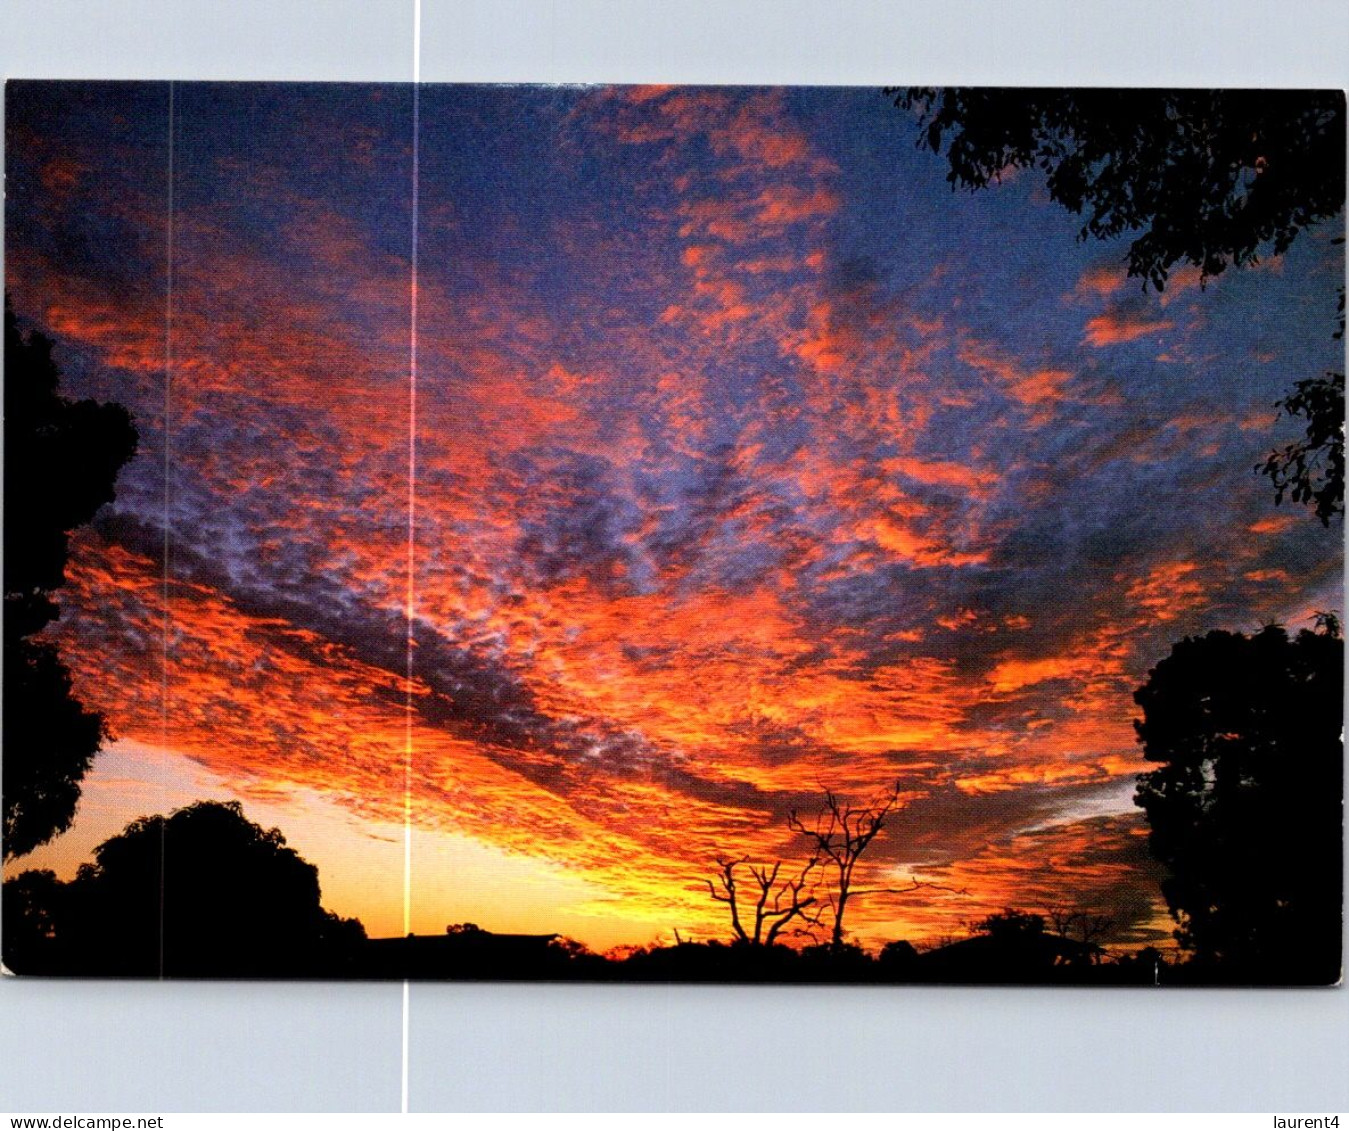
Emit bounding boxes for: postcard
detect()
[3,83,1342,984]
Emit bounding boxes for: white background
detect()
[1,0,1347,1112]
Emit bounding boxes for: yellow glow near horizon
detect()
[5,740,682,952]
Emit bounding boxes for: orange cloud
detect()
[1125,561,1205,622]
[987,656,1082,694]
[17,84,1317,960]
[1083,311,1174,347]
[752,184,840,226]
[1248,515,1296,535]
[1072,261,1129,300]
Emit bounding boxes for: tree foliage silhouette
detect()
[65,799,363,976]
[888,88,1344,289]
[3,800,365,976]
[0,868,68,973]
[1133,624,1343,982]
[1257,273,1345,526]
[887,88,1346,523]
[4,305,138,858]
[973,908,1046,940]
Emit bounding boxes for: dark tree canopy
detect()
[0,868,68,973]
[3,800,365,976]
[1133,625,1343,982]
[889,88,1345,290]
[973,909,1046,941]
[888,88,1346,524]
[2,641,107,861]
[69,800,359,976]
[3,305,138,858]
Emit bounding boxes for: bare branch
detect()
[708,783,958,953]
[705,852,819,946]
[850,879,969,897]
[787,781,907,950]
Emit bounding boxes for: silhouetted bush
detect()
[4,800,367,978]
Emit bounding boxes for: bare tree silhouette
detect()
[1045,904,1116,963]
[705,855,821,947]
[787,783,924,951]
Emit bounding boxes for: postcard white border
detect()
[2,0,1346,1112]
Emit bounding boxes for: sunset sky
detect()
[4,82,1343,953]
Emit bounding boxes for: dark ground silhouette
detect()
[3,797,1333,984]
[3,610,1342,985]
[1,607,1341,983]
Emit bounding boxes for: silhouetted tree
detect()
[1114,945,1168,984]
[1045,903,1115,964]
[2,642,108,860]
[1,868,70,973]
[887,88,1346,522]
[4,305,138,858]
[787,783,904,951]
[1133,624,1343,982]
[973,909,1047,941]
[320,908,368,951]
[62,799,362,977]
[705,855,821,946]
[876,938,920,975]
[1258,271,1345,526]
[919,908,1105,982]
[888,89,1344,289]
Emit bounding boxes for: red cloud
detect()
[1071,261,1129,301]
[1083,311,1174,347]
